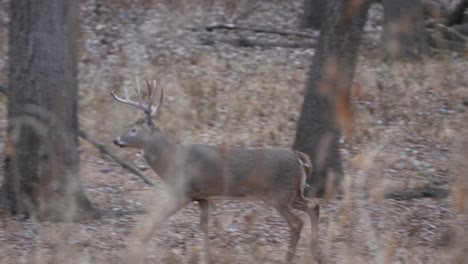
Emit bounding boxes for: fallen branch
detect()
[428,34,466,52]
[191,23,317,39]
[79,130,154,186]
[199,35,316,48]
[436,23,468,43]
[425,18,438,28]
[384,186,449,200]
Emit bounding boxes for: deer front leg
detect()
[198,199,213,263]
[125,196,188,264]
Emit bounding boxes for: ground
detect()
[0,1,467,263]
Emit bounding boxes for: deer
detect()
[111,77,320,263]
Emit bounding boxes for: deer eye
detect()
[130,128,137,134]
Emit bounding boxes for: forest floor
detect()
[0,1,467,263]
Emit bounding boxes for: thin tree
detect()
[294,0,371,198]
[0,0,94,220]
[300,0,326,29]
[382,0,428,59]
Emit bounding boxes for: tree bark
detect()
[294,0,371,198]
[382,0,428,60]
[0,85,7,96]
[300,0,326,29]
[447,0,468,26]
[0,0,94,221]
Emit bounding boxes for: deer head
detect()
[111,77,164,149]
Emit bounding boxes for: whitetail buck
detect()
[112,77,320,263]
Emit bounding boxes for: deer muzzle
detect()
[113,137,126,148]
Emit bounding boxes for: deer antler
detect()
[151,79,164,117]
[111,76,164,119]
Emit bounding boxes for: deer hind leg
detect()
[270,203,303,263]
[294,195,320,263]
[198,199,213,263]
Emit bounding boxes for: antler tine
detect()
[142,78,157,115]
[110,89,146,111]
[124,85,130,101]
[134,76,143,106]
[151,80,164,117]
[149,80,158,105]
[111,77,162,118]
[145,78,153,99]
[111,77,150,112]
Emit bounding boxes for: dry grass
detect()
[1,0,468,263]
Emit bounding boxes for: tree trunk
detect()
[294,0,371,198]
[300,0,326,29]
[447,0,468,26]
[382,0,428,60]
[0,0,94,221]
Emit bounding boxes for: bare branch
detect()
[190,23,317,39]
[384,186,449,200]
[79,130,154,186]
[199,35,316,49]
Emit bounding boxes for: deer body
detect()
[112,78,320,263]
[143,141,306,200]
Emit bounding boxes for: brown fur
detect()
[112,81,321,263]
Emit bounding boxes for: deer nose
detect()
[113,139,124,147]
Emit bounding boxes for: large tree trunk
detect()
[0,0,94,221]
[300,0,326,29]
[382,0,428,60]
[294,0,371,198]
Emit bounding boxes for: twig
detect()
[94,208,147,219]
[232,0,262,23]
[384,186,449,200]
[78,130,154,186]
[199,35,316,48]
[269,0,302,17]
[191,23,317,39]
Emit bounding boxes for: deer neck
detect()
[141,130,177,180]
